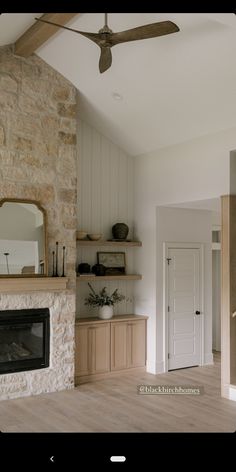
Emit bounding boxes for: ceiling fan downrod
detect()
[99,13,113,35]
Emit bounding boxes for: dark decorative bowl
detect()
[92,264,106,276]
[78,263,90,274]
[112,223,129,240]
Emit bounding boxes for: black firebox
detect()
[0,308,50,374]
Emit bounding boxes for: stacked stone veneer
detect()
[0,45,77,400]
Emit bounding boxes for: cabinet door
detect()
[90,323,110,374]
[75,325,89,376]
[76,323,110,376]
[111,322,127,371]
[127,320,146,368]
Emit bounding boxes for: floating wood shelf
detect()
[77,240,142,247]
[75,314,149,325]
[0,277,69,293]
[77,275,142,282]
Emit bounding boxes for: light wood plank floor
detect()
[0,352,236,432]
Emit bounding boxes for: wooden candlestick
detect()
[52,251,55,276]
[4,252,10,275]
[62,246,66,277]
[55,242,59,277]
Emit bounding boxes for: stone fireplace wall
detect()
[0,45,77,400]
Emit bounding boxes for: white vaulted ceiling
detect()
[0,13,42,45]
[1,13,236,155]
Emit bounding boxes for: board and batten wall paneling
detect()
[77,120,134,239]
[77,120,135,317]
[76,279,135,317]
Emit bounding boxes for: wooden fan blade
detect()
[34,17,102,45]
[99,47,112,73]
[109,21,179,46]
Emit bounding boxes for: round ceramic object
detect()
[77,231,87,240]
[92,264,106,276]
[112,223,129,240]
[87,234,102,241]
[98,305,113,319]
[78,263,90,274]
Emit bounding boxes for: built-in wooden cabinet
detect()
[110,319,146,371]
[75,324,89,376]
[75,240,146,383]
[126,320,146,368]
[75,322,110,377]
[111,322,128,371]
[75,315,148,384]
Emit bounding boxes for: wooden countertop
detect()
[75,314,148,325]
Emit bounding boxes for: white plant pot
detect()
[98,305,113,320]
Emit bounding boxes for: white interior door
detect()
[167,247,201,370]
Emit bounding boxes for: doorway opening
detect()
[160,197,221,372]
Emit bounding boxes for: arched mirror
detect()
[0,199,48,276]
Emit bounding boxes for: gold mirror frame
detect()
[0,198,48,277]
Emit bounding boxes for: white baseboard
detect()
[155,360,165,374]
[146,360,157,374]
[218,384,236,401]
[146,360,165,374]
[147,354,214,375]
[221,384,230,399]
[223,384,236,402]
[229,385,236,401]
[204,352,214,365]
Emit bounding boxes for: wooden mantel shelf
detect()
[0,277,69,293]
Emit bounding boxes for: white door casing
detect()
[164,244,204,371]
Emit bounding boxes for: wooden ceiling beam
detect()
[14,13,79,57]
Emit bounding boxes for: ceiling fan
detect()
[35,14,180,73]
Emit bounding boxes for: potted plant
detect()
[84,282,125,319]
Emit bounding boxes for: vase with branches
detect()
[85,282,125,319]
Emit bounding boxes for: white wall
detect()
[77,119,135,317]
[134,127,236,373]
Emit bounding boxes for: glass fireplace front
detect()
[0,308,50,374]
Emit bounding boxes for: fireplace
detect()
[0,308,50,374]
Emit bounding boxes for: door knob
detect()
[195,311,200,315]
